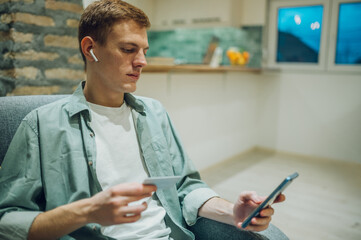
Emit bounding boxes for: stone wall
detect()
[0,0,84,96]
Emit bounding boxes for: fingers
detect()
[110,182,157,197]
[106,183,156,207]
[111,194,152,207]
[239,191,265,205]
[237,206,275,232]
[240,192,286,205]
[235,191,286,232]
[119,202,147,215]
[274,194,286,203]
[106,205,145,224]
[260,206,274,216]
[98,198,150,226]
[115,202,148,222]
[248,216,272,232]
[88,183,156,225]
[238,213,272,232]
[240,191,259,201]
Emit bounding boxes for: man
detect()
[0,0,288,239]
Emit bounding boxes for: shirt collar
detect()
[65,81,146,120]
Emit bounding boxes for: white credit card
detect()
[143,176,182,190]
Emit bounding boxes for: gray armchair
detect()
[0,95,68,165]
[0,95,281,240]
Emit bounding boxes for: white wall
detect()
[136,70,361,169]
[258,71,361,163]
[135,72,260,170]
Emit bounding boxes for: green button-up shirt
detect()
[0,83,218,240]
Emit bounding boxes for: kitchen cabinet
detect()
[130,0,267,30]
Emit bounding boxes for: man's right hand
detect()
[87,182,156,225]
[28,182,156,240]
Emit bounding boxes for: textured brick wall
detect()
[0,0,84,96]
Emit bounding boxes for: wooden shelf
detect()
[142,64,262,73]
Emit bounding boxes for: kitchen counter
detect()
[142,64,261,73]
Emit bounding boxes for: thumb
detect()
[255,196,266,204]
[240,191,264,204]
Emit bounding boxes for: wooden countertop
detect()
[142,64,262,73]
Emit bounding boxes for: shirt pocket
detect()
[147,135,175,176]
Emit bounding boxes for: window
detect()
[328,0,361,71]
[277,5,324,63]
[266,0,361,72]
[335,2,361,64]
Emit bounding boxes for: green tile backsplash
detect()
[147,26,262,68]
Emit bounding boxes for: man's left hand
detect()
[233,191,285,232]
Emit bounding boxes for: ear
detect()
[81,36,98,63]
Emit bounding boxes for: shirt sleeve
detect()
[161,110,220,226]
[0,116,44,240]
[0,211,42,240]
[182,187,219,226]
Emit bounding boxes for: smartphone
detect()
[241,172,299,229]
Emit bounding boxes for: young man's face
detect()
[91,20,149,94]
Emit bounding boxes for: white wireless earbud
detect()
[89,49,99,62]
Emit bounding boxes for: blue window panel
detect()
[335,2,361,65]
[277,5,323,63]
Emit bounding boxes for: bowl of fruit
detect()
[226,47,250,66]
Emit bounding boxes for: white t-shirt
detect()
[88,102,171,240]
